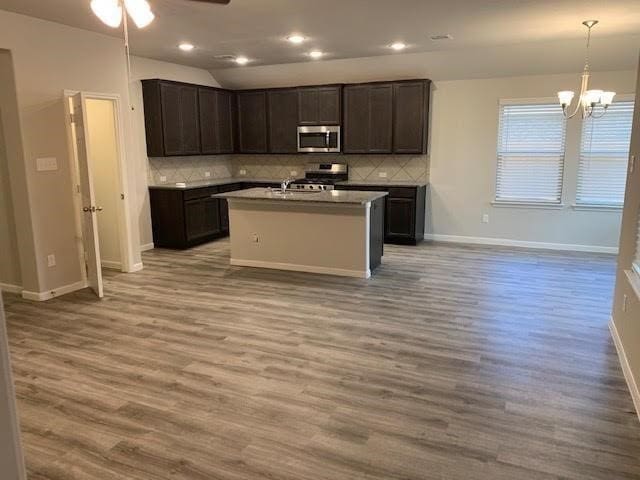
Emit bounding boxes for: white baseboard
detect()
[101,260,122,271]
[128,262,144,273]
[609,317,640,423]
[0,282,22,294]
[140,242,154,252]
[21,280,87,302]
[230,258,371,279]
[424,233,618,254]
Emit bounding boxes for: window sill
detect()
[625,269,640,302]
[572,204,623,211]
[491,201,564,210]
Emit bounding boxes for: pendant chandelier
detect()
[557,20,615,119]
[90,0,155,29]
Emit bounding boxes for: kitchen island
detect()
[213,188,387,278]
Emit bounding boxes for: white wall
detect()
[86,98,122,268]
[128,56,220,249]
[429,70,635,251]
[0,10,220,295]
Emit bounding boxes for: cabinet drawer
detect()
[387,187,416,199]
[184,186,218,200]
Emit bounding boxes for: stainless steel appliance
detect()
[291,162,348,191]
[297,126,341,153]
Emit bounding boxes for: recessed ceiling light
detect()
[430,34,453,41]
[389,42,407,51]
[309,50,323,59]
[235,56,249,65]
[179,43,195,52]
[287,34,306,44]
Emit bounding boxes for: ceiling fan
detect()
[91,0,230,29]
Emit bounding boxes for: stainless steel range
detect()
[291,162,348,191]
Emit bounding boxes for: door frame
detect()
[63,90,136,276]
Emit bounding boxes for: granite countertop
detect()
[213,187,388,205]
[336,179,428,187]
[148,178,279,189]
[149,178,428,190]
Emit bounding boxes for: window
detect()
[577,100,634,207]
[495,101,567,204]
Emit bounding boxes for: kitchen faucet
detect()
[281,178,292,193]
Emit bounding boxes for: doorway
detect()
[65,92,133,297]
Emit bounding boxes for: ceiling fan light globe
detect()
[124,0,155,28]
[91,0,122,28]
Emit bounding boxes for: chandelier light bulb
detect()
[600,91,616,106]
[124,0,155,28]
[557,91,574,107]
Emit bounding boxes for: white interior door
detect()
[72,92,104,298]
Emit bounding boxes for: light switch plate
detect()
[204,171,211,178]
[160,176,167,182]
[36,157,57,171]
[378,172,388,178]
[47,254,56,267]
[240,169,247,176]
[290,170,298,177]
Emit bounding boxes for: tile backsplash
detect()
[148,156,233,184]
[230,154,429,182]
[148,154,429,184]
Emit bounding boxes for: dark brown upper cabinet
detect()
[393,80,430,154]
[298,86,341,125]
[267,89,299,153]
[198,87,235,154]
[343,80,430,155]
[236,90,268,153]
[142,80,201,157]
[343,83,393,154]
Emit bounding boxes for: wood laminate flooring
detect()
[3,240,640,480]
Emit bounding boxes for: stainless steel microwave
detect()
[297,126,341,153]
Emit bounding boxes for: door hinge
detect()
[69,113,76,124]
[630,155,636,174]
[121,193,125,200]
[76,184,80,194]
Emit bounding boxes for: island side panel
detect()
[227,199,371,278]
[369,197,384,270]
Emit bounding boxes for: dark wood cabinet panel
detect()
[237,90,268,153]
[298,86,341,125]
[160,82,183,155]
[143,80,203,156]
[198,88,219,154]
[344,83,393,153]
[179,85,201,154]
[393,81,430,154]
[199,88,236,154]
[334,184,426,245]
[268,89,299,153]
[385,197,415,238]
[343,85,370,153]
[369,84,393,153]
[216,90,235,153]
[318,87,341,124]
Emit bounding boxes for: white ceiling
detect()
[0,0,639,72]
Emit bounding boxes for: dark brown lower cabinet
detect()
[150,186,225,249]
[336,184,427,245]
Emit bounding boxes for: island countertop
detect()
[213,187,388,205]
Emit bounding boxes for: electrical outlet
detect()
[378,171,388,178]
[47,254,56,267]
[482,214,489,223]
[623,294,629,312]
[251,233,260,245]
[204,171,211,178]
[290,170,298,177]
[160,176,167,183]
[240,169,247,176]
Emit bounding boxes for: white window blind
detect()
[577,100,634,206]
[496,102,567,203]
